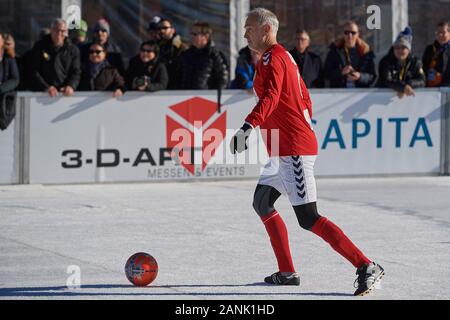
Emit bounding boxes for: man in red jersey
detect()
[230,8,384,296]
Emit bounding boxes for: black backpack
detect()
[0,92,16,131]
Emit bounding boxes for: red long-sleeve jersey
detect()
[245,44,318,156]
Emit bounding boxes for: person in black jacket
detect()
[3,33,24,90]
[157,18,188,89]
[30,19,81,97]
[18,29,50,91]
[378,27,425,98]
[289,29,323,88]
[324,21,376,88]
[0,32,20,95]
[0,32,19,130]
[79,43,125,97]
[422,21,450,87]
[177,22,228,90]
[125,41,168,92]
[80,19,125,76]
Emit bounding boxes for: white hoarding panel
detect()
[312,91,441,175]
[29,92,266,184]
[28,90,442,184]
[0,120,17,184]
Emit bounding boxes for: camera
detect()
[133,76,150,89]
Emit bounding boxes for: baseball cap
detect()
[77,20,88,37]
[148,16,162,31]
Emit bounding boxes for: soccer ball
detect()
[125,252,158,286]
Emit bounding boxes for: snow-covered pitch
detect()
[1,177,449,300]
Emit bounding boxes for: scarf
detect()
[89,60,108,80]
[438,40,450,54]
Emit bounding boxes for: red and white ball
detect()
[125,252,158,286]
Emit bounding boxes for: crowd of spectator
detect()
[1,16,450,105]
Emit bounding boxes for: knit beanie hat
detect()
[394,26,413,50]
[94,19,110,34]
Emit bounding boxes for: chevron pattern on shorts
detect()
[292,156,306,198]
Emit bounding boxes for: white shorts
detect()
[258,155,318,206]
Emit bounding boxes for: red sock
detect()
[262,211,296,273]
[311,217,371,268]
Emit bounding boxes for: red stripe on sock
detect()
[311,217,371,268]
[262,211,279,224]
[262,211,296,273]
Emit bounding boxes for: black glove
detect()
[230,123,252,154]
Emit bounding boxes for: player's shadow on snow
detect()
[0,284,353,298]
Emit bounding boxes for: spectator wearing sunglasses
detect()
[422,21,450,87]
[378,27,425,98]
[177,22,228,90]
[81,19,125,76]
[324,21,376,88]
[125,41,168,92]
[79,42,125,97]
[289,29,323,88]
[29,18,81,97]
[157,18,188,89]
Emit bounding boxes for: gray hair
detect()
[51,18,67,29]
[247,7,279,35]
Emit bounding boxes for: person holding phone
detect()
[324,21,376,88]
